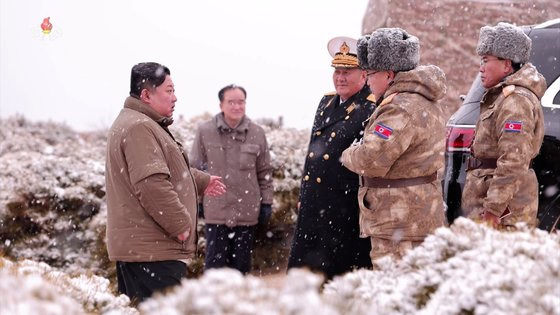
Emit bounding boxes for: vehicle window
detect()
[527,28,560,88]
[462,74,485,105]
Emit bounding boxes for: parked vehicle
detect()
[443,18,560,231]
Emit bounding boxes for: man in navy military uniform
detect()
[288,36,375,279]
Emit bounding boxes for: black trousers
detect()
[116,260,186,305]
[204,224,256,274]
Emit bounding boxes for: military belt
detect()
[359,173,437,188]
[466,156,497,171]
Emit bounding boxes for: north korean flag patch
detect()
[373,123,393,140]
[503,120,523,133]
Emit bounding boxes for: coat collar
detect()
[314,84,370,132]
[215,113,250,138]
[124,96,173,127]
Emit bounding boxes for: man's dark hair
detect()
[130,62,171,98]
[218,84,247,102]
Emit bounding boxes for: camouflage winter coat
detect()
[341,65,447,241]
[462,64,546,227]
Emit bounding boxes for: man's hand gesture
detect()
[204,176,226,196]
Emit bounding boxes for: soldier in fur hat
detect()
[341,28,447,263]
[288,36,375,279]
[462,22,546,228]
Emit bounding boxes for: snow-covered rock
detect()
[0,257,137,314]
[1,218,559,314]
[139,268,337,315]
[323,218,560,315]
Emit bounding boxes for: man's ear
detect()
[387,70,396,81]
[360,69,367,80]
[503,59,514,75]
[140,88,150,103]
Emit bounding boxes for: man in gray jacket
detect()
[190,84,273,274]
[106,62,225,304]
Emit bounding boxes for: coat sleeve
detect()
[188,127,211,197]
[190,167,211,197]
[483,93,537,215]
[189,127,206,170]
[123,123,170,184]
[123,123,190,237]
[133,173,192,237]
[341,103,414,178]
[256,132,274,204]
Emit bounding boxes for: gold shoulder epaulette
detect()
[346,103,356,114]
[366,93,376,103]
[380,93,398,106]
[324,91,337,96]
[502,85,515,97]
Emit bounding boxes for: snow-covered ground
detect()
[1,115,559,314]
[0,258,137,315]
[2,219,559,314]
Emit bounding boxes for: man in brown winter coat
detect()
[190,84,273,274]
[341,28,447,262]
[106,62,225,304]
[462,23,546,228]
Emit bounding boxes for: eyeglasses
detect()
[479,57,504,67]
[225,99,246,106]
[366,70,381,77]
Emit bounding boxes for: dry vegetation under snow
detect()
[1,116,559,314]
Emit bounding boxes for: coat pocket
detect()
[479,107,495,121]
[462,169,493,217]
[358,188,377,219]
[240,144,260,170]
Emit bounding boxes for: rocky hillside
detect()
[0,115,308,280]
[362,0,560,118]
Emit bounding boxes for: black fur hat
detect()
[476,22,531,64]
[357,28,419,72]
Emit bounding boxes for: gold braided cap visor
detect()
[331,53,359,68]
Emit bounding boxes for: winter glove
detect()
[258,204,272,225]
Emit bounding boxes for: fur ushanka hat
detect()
[476,22,531,64]
[357,28,419,72]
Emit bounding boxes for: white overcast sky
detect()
[0,0,367,131]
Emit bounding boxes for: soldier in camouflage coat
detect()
[462,23,546,228]
[341,28,447,262]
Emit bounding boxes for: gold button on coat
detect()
[323,154,330,160]
[304,175,309,181]
[309,152,314,158]
[330,132,336,138]
[315,131,322,136]
[316,177,322,183]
